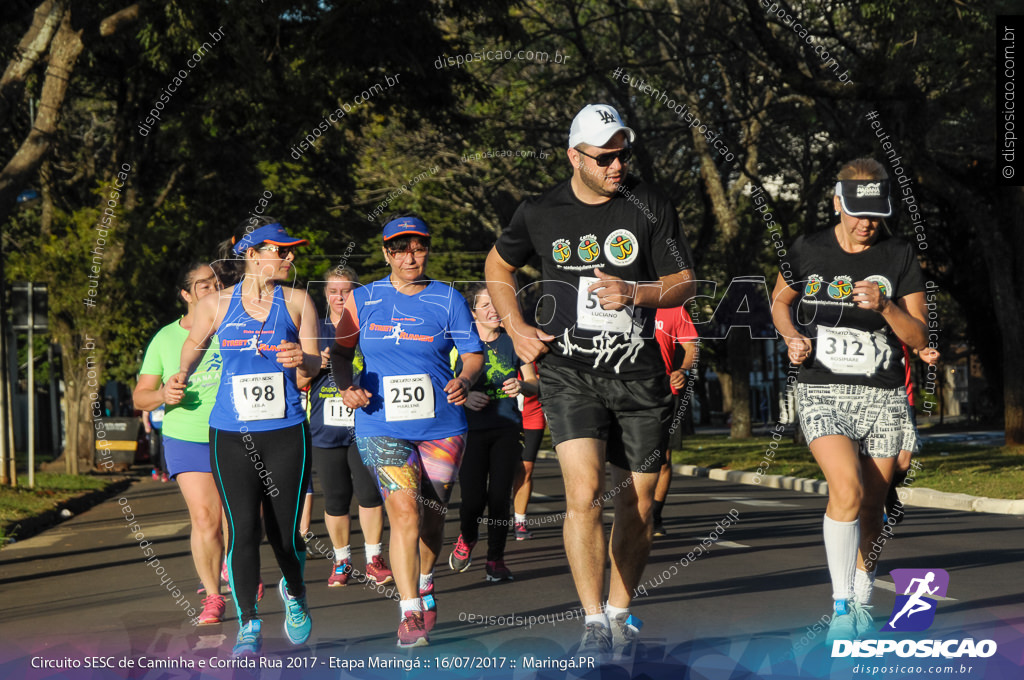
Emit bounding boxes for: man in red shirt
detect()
[653,306,699,537]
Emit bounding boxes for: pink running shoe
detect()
[197,594,226,625]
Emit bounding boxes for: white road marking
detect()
[709,496,800,508]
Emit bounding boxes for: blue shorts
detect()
[163,436,212,478]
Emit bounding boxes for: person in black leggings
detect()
[303,265,392,586]
[448,283,538,581]
[172,219,321,656]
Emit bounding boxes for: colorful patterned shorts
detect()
[355,434,466,504]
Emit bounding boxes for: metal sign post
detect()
[12,283,49,489]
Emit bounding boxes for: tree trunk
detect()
[0,7,83,226]
[728,332,753,439]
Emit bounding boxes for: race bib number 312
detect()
[815,327,876,376]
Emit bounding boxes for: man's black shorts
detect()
[539,363,671,473]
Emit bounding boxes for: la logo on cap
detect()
[597,108,616,124]
[856,182,881,198]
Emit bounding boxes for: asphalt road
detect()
[1,458,1022,680]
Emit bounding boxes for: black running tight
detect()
[458,426,522,561]
[211,422,311,624]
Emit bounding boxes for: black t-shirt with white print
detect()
[788,228,925,389]
[495,176,693,380]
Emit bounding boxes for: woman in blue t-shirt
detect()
[171,218,321,656]
[771,159,928,645]
[331,215,483,648]
[448,283,537,582]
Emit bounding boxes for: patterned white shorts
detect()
[796,383,913,459]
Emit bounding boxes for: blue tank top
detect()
[209,285,306,432]
[307,317,352,448]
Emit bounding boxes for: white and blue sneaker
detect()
[852,602,874,637]
[278,577,312,645]
[232,619,262,656]
[825,599,857,644]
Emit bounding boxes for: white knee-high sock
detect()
[823,515,859,602]
[854,568,876,606]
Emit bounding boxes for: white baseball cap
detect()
[568,104,636,148]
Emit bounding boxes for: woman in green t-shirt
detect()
[133,262,227,626]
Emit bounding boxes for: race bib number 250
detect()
[383,374,434,422]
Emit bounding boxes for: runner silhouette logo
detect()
[883,568,950,632]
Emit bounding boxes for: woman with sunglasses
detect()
[331,215,483,648]
[771,159,928,644]
[134,262,225,625]
[170,218,321,656]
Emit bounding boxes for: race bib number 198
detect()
[232,372,286,421]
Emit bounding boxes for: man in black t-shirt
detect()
[484,104,695,657]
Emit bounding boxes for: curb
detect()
[1,475,137,546]
[536,450,1024,515]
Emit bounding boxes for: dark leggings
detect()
[458,426,522,561]
[313,443,383,516]
[211,422,311,624]
[522,428,544,463]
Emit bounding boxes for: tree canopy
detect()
[0,0,1018,473]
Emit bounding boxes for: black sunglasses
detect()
[576,147,632,167]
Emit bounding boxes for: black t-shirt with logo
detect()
[788,228,925,389]
[495,176,692,380]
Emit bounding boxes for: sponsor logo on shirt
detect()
[827,275,853,300]
[552,238,572,264]
[578,234,601,263]
[604,228,638,266]
[865,274,892,299]
[805,274,823,296]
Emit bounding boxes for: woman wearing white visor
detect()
[771,158,928,643]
